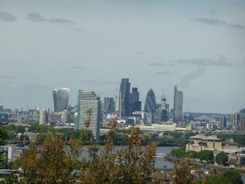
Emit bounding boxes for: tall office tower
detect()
[160,95,168,122]
[240,120,245,132]
[76,90,102,141]
[144,89,156,114]
[173,85,183,122]
[129,87,141,114]
[144,89,156,124]
[39,109,48,125]
[0,104,3,112]
[239,109,245,132]
[103,97,115,118]
[232,112,240,132]
[53,88,70,112]
[239,109,245,120]
[219,116,227,129]
[115,90,121,116]
[116,78,131,118]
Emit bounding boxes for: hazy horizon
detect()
[0,0,245,114]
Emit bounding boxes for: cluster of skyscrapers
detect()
[49,79,184,141]
[115,79,141,118]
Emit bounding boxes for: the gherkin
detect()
[144,89,156,113]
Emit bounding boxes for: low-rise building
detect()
[186,134,222,152]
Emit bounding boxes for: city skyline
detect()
[0,0,245,113]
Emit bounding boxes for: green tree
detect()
[223,169,243,184]
[0,126,7,145]
[205,175,232,184]
[197,150,214,162]
[216,152,228,165]
[16,126,25,133]
[171,146,187,157]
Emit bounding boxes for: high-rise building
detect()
[103,97,115,118]
[144,89,156,123]
[129,87,141,114]
[39,109,48,125]
[160,95,168,122]
[0,104,3,112]
[219,116,227,129]
[144,89,156,113]
[240,120,245,132]
[76,90,102,141]
[53,88,70,112]
[239,109,245,132]
[239,109,245,120]
[232,112,240,132]
[116,79,131,118]
[173,85,183,122]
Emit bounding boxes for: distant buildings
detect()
[241,120,245,132]
[232,109,245,132]
[76,90,102,141]
[186,134,245,166]
[144,89,157,124]
[232,112,239,132]
[116,79,131,118]
[186,134,223,152]
[53,88,70,112]
[129,87,141,114]
[160,95,169,122]
[103,97,115,118]
[144,89,157,114]
[219,116,227,129]
[39,109,48,125]
[173,85,183,122]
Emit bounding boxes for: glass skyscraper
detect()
[129,87,141,114]
[53,88,70,112]
[173,85,183,121]
[116,78,131,118]
[76,90,102,141]
[144,89,156,113]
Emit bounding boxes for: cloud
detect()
[175,56,232,66]
[0,11,17,22]
[72,28,83,32]
[71,66,86,70]
[228,24,244,29]
[191,17,226,26]
[148,62,165,66]
[156,71,172,75]
[0,75,17,79]
[26,12,73,25]
[26,12,46,22]
[48,18,73,25]
[191,17,243,29]
[136,51,144,55]
[180,67,206,88]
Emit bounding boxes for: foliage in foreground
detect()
[1,116,243,184]
[18,119,156,184]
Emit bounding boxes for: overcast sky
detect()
[0,0,244,113]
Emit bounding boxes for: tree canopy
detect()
[216,152,228,165]
[223,169,243,184]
